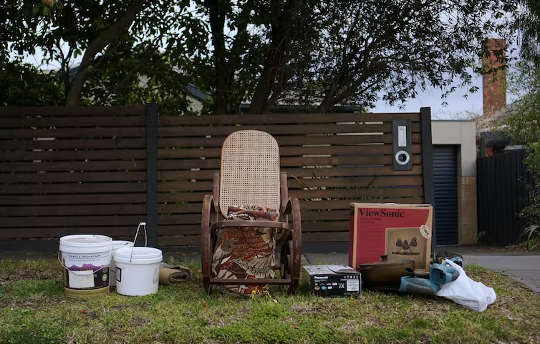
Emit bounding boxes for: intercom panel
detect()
[392,119,412,171]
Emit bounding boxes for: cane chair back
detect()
[219,130,280,217]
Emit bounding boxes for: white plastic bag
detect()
[436,259,496,312]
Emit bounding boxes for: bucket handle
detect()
[132,222,147,247]
[130,222,147,263]
[57,251,106,273]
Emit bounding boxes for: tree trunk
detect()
[249,0,301,114]
[65,0,146,106]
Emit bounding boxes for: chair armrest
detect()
[280,172,288,214]
[212,171,220,214]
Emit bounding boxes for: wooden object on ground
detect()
[357,259,415,290]
[201,130,302,294]
[159,264,192,285]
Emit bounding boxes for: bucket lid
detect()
[60,235,112,252]
[114,246,162,264]
[112,240,134,250]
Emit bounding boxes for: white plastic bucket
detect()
[110,241,134,287]
[59,235,112,289]
[114,246,162,296]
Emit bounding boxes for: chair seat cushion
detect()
[211,206,278,294]
[226,205,278,221]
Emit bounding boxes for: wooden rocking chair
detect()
[201,130,302,293]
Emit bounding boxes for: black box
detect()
[303,265,361,297]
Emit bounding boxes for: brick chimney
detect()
[482,39,507,116]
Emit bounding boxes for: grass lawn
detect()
[0,256,539,344]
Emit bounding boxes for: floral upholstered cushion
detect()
[211,205,278,295]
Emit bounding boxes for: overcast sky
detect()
[372,72,519,120]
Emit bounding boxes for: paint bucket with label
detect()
[114,246,162,296]
[110,241,134,288]
[59,235,112,295]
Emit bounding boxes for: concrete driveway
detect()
[462,255,540,292]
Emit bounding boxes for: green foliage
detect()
[504,63,540,227]
[1,0,198,110]
[1,0,523,113]
[519,224,540,250]
[0,62,64,106]
[515,0,540,65]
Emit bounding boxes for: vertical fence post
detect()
[145,103,158,247]
[420,107,436,250]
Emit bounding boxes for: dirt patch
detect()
[291,304,314,313]
[1,269,60,282]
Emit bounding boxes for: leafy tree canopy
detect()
[1,0,524,114]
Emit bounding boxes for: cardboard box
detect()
[303,265,361,297]
[349,203,433,272]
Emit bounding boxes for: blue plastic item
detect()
[399,276,440,295]
[399,260,460,295]
[430,262,459,286]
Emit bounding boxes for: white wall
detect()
[431,120,476,177]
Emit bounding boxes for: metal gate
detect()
[433,145,458,245]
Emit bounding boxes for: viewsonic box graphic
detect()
[349,203,433,272]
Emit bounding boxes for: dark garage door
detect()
[433,145,458,245]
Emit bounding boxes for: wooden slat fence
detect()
[0,105,157,244]
[157,111,432,246]
[1,106,433,246]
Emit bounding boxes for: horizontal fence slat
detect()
[0,215,147,227]
[157,234,200,246]
[154,231,352,245]
[0,171,146,183]
[0,160,145,172]
[157,165,422,181]
[157,155,422,170]
[0,116,145,128]
[158,133,422,148]
[290,187,424,199]
[0,127,145,138]
[288,176,424,188]
[158,123,421,137]
[158,144,421,159]
[159,113,420,126]
[303,231,350,242]
[157,187,423,203]
[158,203,204,213]
[0,194,146,205]
[0,149,146,161]
[156,176,423,192]
[0,226,142,239]
[0,138,146,150]
[0,105,146,117]
[283,166,423,177]
[0,182,146,195]
[0,204,146,216]
[299,197,425,210]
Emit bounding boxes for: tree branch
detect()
[65,0,146,106]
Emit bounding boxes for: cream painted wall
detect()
[431,120,476,177]
[431,120,477,245]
